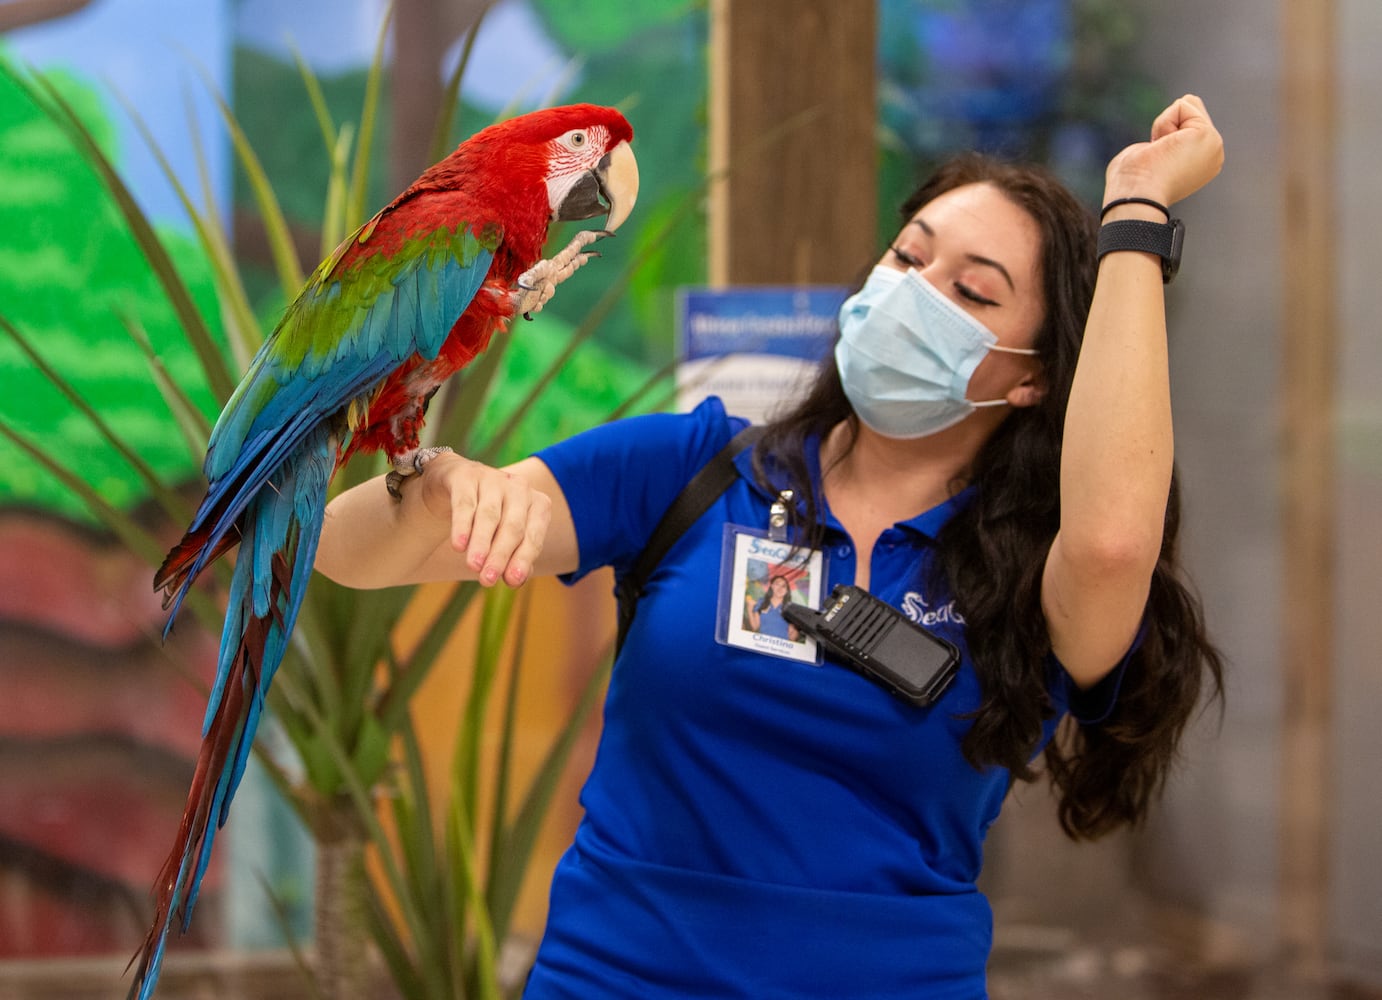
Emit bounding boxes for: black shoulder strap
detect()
[614,424,766,654]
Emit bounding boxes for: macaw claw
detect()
[513,228,608,319]
[385,445,456,500]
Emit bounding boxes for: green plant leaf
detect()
[454,587,514,827]
[351,710,392,789]
[340,577,413,690]
[366,888,427,999]
[427,3,495,164]
[375,580,482,733]
[486,650,612,945]
[605,355,678,421]
[117,301,214,458]
[293,687,435,950]
[192,63,306,301]
[393,721,441,947]
[485,589,532,914]
[0,60,236,404]
[0,314,193,527]
[320,124,356,261]
[0,420,180,591]
[257,871,328,1000]
[347,2,393,230]
[249,735,313,831]
[290,40,339,162]
[266,665,341,793]
[445,763,499,1000]
[114,86,263,376]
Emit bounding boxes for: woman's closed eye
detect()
[889,245,923,268]
[891,245,999,308]
[955,284,999,307]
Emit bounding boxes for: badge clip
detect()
[768,490,793,542]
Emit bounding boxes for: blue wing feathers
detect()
[199,247,489,494]
[195,245,492,552]
[202,238,494,484]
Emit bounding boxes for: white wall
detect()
[1125,0,1285,950]
[1129,0,1382,980]
[1330,0,1382,978]
[986,2,1382,984]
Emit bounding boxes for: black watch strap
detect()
[1097,218,1185,284]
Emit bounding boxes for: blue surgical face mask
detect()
[834,265,1039,439]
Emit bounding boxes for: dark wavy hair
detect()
[752,152,1224,840]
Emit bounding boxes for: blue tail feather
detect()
[133,424,336,1000]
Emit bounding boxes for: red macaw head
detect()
[496,103,639,233]
[416,103,639,242]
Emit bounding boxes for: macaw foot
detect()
[385,445,455,500]
[513,229,612,319]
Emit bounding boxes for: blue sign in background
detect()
[678,286,849,363]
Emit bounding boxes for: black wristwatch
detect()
[1097,218,1185,284]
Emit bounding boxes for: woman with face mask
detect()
[317,95,1226,999]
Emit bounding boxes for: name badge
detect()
[715,523,826,664]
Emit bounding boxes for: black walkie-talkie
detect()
[783,585,960,707]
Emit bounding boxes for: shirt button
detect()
[835,544,852,559]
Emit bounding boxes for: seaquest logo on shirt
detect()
[901,591,965,628]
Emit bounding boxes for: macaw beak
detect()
[555,140,639,232]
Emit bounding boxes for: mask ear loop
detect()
[970,343,1041,407]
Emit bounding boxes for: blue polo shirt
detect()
[525,397,1124,999]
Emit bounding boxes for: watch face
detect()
[1165,218,1186,283]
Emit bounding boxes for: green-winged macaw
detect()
[128,103,637,1000]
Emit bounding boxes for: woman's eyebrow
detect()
[911,217,1016,292]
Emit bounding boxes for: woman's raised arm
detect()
[1042,94,1224,687]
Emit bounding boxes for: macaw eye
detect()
[563,130,588,150]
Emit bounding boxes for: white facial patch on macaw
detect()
[544,124,614,218]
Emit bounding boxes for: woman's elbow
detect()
[1063,526,1162,582]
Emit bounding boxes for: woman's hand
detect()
[414,452,552,587]
[1103,94,1225,210]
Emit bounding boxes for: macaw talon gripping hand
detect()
[386,444,456,499]
[128,103,637,1000]
[513,228,612,319]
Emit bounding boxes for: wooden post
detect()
[1279,0,1337,968]
[708,0,877,287]
[390,0,490,190]
[0,0,90,32]
[391,0,447,192]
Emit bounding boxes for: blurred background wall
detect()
[983,0,1382,989]
[1330,0,1382,979]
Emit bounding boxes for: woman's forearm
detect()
[315,453,571,590]
[1057,203,1174,571]
[316,473,452,589]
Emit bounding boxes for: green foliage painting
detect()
[0,59,224,521]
